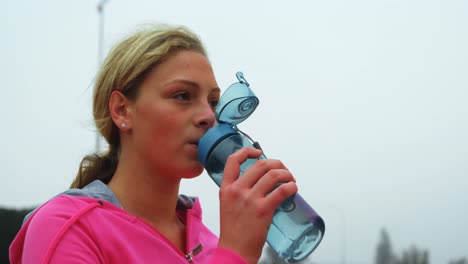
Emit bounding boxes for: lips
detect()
[188,135,204,146]
[188,139,199,146]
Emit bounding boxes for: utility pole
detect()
[340,208,346,264]
[95,0,109,152]
[328,204,347,264]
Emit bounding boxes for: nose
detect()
[195,102,216,129]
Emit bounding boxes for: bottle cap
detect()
[215,72,259,125]
[198,123,237,166]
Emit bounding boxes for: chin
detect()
[181,164,205,179]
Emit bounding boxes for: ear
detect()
[109,91,133,131]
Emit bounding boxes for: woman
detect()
[10,23,298,264]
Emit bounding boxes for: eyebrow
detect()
[166,79,220,93]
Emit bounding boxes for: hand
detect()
[217,147,298,264]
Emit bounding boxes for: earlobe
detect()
[109,91,132,130]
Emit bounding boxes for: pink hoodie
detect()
[9,194,247,264]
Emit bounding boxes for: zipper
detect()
[185,244,203,263]
[185,208,203,263]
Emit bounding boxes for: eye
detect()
[209,98,219,110]
[173,91,191,101]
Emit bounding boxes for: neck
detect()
[108,154,187,251]
[109,166,187,252]
[107,153,182,226]
[107,137,191,252]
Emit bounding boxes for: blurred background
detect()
[1,0,467,263]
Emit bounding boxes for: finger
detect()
[250,169,295,196]
[236,159,289,188]
[221,147,263,187]
[262,182,298,212]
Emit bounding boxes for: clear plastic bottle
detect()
[198,72,325,263]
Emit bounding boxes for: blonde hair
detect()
[70,23,207,188]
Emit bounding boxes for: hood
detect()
[9,180,198,264]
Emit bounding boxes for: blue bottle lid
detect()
[215,72,259,125]
[198,72,259,166]
[198,123,237,166]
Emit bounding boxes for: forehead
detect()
[152,50,216,84]
[132,50,219,101]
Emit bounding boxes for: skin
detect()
[107,50,298,264]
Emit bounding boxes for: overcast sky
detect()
[2,1,467,263]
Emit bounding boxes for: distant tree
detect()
[449,257,468,264]
[395,245,429,264]
[375,228,396,264]
[0,207,33,263]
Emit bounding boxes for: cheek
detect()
[135,105,167,133]
[133,103,189,142]
[142,115,186,148]
[153,115,182,137]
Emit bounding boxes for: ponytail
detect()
[70,146,119,189]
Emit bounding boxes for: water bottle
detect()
[198,72,325,263]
